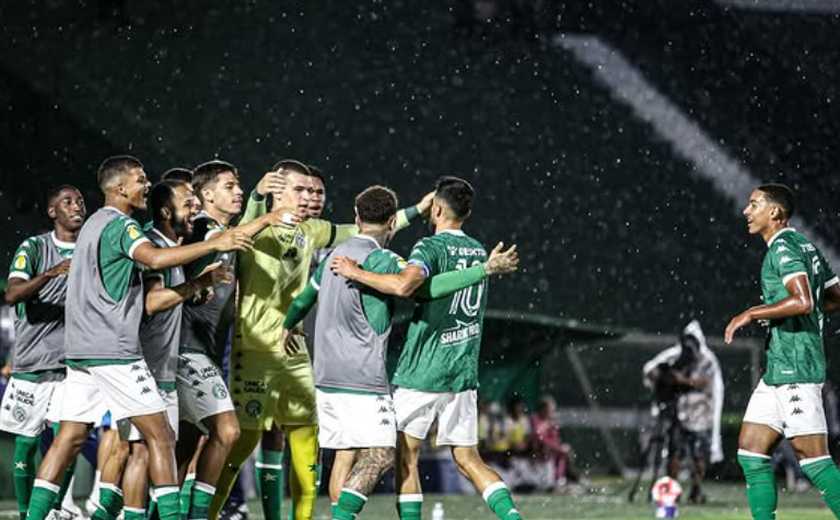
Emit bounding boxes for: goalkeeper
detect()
[209,160,432,520]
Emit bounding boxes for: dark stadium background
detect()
[1,0,839,486]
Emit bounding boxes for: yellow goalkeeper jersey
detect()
[235,193,415,353]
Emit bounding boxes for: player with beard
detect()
[176,161,291,520]
[22,156,253,520]
[210,161,432,520]
[726,184,840,520]
[3,186,86,520]
[285,185,518,520]
[118,180,233,520]
[329,176,524,520]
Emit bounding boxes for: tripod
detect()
[628,401,680,503]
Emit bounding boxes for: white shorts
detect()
[118,389,179,441]
[743,380,827,438]
[61,361,165,423]
[0,372,65,436]
[177,353,234,430]
[394,387,478,446]
[316,389,396,449]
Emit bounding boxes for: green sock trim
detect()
[802,457,840,518]
[180,476,195,518]
[155,487,181,520]
[124,509,146,520]
[99,486,124,518]
[486,487,522,520]
[335,490,366,520]
[738,452,777,520]
[28,484,59,520]
[397,500,422,520]
[13,436,38,518]
[256,450,283,520]
[187,483,215,520]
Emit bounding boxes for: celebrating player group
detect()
[1,156,525,520]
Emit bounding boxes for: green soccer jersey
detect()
[392,229,488,393]
[761,228,838,385]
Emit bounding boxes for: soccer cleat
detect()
[60,500,86,520]
[218,501,249,520]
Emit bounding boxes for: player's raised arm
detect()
[133,228,253,271]
[144,262,233,315]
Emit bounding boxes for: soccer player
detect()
[176,160,290,520]
[328,176,525,520]
[725,184,840,520]
[210,160,431,520]
[285,185,518,520]
[119,180,233,520]
[22,155,253,520]
[2,185,86,520]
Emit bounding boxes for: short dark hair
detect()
[97,155,143,191]
[355,185,398,225]
[271,159,311,177]
[306,164,325,184]
[435,176,474,219]
[193,160,237,202]
[161,167,194,183]
[150,180,188,223]
[758,183,796,220]
[46,184,81,207]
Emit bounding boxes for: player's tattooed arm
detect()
[145,262,233,315]
[344,447,396,496]
[725,274,813,344]
[5,259,71,305]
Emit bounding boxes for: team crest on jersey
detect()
[294,230,307,249]
[127,225,142,240]
[396,258,408,269]
[246,399,262,417]
[12,405,27,423]
[212,383,229,400]
[14,254,27,271]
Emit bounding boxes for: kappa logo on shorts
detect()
[246,399,262,418]
[197,391,206,399]
[378,406,389,414]
[12,405,27,423]
[790,395,802,403]
[131,364,144,372]
[141,387,153,395]
[792,408,804,415]
[380,418,391,426]
[212,383,229,400]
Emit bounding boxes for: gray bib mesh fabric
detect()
[139,229,184,384]
[65,208,144,361]
[302,247,332,359]
[12,233,70,373]
[314,236,391,394]
[180,252,236,360]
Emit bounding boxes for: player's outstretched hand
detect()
[416,191,436,216]
[257,169,287,197]
[46,259,72,278]
[484,242,519,276]
[198,261,233,287]
[213,230,254,252]
[264,206,302,229]
[724,311,752,345]
[330,255,361,280]
[280,327,304,357]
